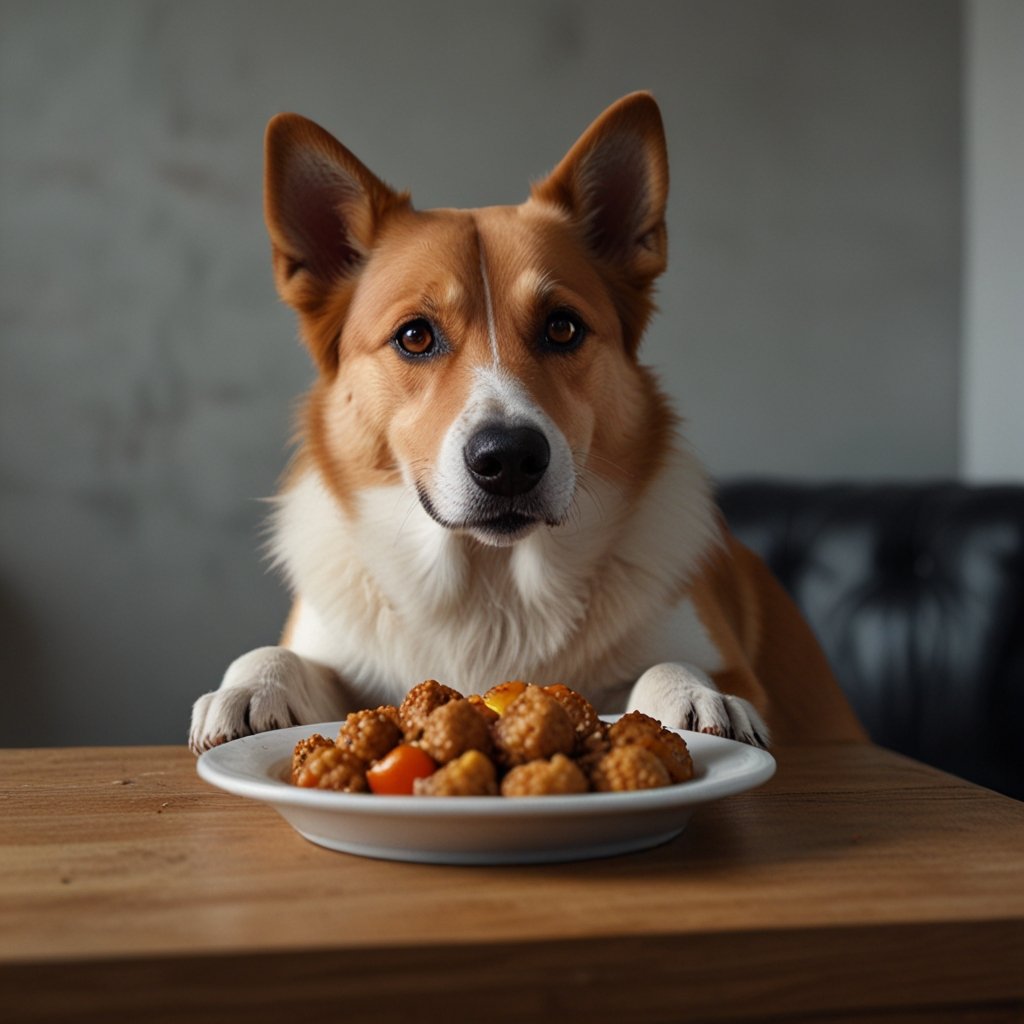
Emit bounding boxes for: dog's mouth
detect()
[415,486,556,545]
[472,511,541,537]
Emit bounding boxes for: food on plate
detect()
[336,707,403,764]
[419,698,493,763]
[288,680,694,797]
[413,749,498,796]
[492,685,575,766]
[398,679,462,740]
[500,753,588,797]
[291,732,334,775]
[608,711,694,784]
[366,744,437,795]
[542,683,602,749]
[481,680,528,715]
[293,745,368,792]
[466,693,499,725]
[590,744,671,792]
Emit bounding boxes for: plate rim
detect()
[197,718,776,819]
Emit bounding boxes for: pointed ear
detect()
[531,92,669,336]
[264,113,409,318]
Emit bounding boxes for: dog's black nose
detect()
[464,425,550,497]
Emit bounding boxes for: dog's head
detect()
[265,93,674,546]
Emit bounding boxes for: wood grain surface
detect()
[1,743,1022,1023]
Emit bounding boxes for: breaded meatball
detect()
[336,707,403,764]
[493,686,575,766]
[293,746,369,792]
[648,728,694,783]
[501,754,589,797]
[609,710,662,738]
[376,704,402,729]
[290,733,334,782]
[543,684,601,749]
[413,750,498,796]
[610,712,694,784]
[419,698,492,764]
[399,679,463,740]
[589,744,671,792]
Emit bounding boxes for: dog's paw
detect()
[188,647,342,755]
[188,683,295,755]
[626,662,770,748]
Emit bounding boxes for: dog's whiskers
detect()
[577,450,633,495]
[569,451,630,521]
[392,488,422,544]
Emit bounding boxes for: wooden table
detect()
[1,743,1022,1024]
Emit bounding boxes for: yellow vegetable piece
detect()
[482,680,528,715]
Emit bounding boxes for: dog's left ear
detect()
[264,113,410,371]
[533,92,668,305]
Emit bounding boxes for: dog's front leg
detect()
[627,663,770,748]
[189,647,349,754]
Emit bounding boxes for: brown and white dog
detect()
[189,92,865,755]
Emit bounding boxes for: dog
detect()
[189,92,866,756]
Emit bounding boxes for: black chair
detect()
[718,481,1024,800]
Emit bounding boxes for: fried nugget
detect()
[336,707,403,764]
[398,679,463,740]
[493,686,575,766]
[419,698,493,764]
[293,745,369,792]
[413,749,498,796]
[290,733,334,782]
[609,711,694,783]
[589,744,671,792]
[500,753,589,796]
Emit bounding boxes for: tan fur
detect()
[278,189,678,519]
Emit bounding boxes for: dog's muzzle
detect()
[463,425,550,497]
[415,393,574,545]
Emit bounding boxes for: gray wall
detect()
[963,0,1024,480]
[0,0,962,746]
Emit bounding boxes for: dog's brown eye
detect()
[543,310,585,350]
[395,319,435,356]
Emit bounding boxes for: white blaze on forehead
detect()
[478,250,500,366]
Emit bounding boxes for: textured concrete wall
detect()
[0,0,961,744]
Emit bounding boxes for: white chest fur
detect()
[270,447,723,710]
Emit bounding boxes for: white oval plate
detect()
[197,719,776,865]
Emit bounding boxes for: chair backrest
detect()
[718,480,1024,800]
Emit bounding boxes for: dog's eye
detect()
[393,319,435,357]
[542,310,585,351]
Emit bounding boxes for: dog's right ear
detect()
[264,114,409,365]
[531,92,669,353]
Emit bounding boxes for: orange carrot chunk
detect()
[366,744,437,795]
